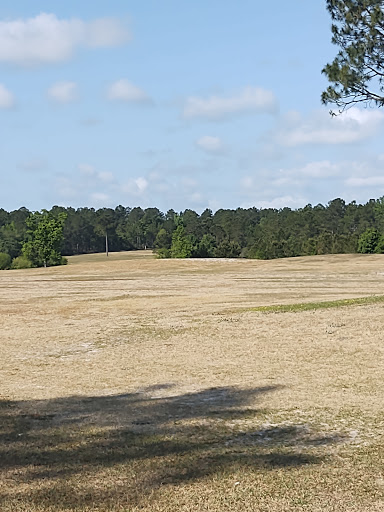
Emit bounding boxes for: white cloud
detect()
[85,18,129,48]
[107,79,152,103]
[342,156,384,197]
[122,176,149,196]
[90,192,110,204]
[183,86,278,121]
[277,108,384,146]
[239,152,384,210]
[181,177,199,188]
[295,161,341,178]
[55,166,116,205]
[272,161,342,186]
[240,176,254,189]
[148,156,221,177]
[18,158,46,172]
[239,159,346,209]
[78,164,114,183]
[288,158,384,189]
[256,195,308,210]
[0,84,15,108]
[196,135,226,154]
[190,192,204,204]
[98,171,114,183]
[78,163,95,175]
[55,176,78,200]
[239,174,308,209]
[135,177,148,192]
[346,176,384,187]
[0,13,130,66]
[48,81,77,103]
[0,83,15,108]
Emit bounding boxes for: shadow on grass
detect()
[0,385,344,510]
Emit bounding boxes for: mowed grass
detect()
[248,294,384,313]
[67,249,156,265]
[1,252,384,511]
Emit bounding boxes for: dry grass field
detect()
[1,251,384,511]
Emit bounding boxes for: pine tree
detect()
[322,0,384,112]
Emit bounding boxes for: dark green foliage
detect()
[61,207,102,255]
[375,234,384,253]
[155,248,171,259]
[116,207,165,250]
[139,208,165,249]
[2,196,384,262]
[22,210,67,268]
[373,196,384,231]
[193,234,217,258]
[95,207,118,256]
[214,239,241,258]
[0,252,11,270]
[0,210,29,258]
[154,228,172,250]
[154,227,172,258]
[0,226,23,258]
[357,228,381,253]
[322,0,384,111]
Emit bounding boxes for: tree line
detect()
[1,197,384,268]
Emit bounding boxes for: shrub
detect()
[192,234,216,258]
[155,248,171,259]
[11,256,34,269]
[154,228,172,250]
[357,228,380,254]
[0,252,11,270]
[214,239,241,258]
[375,235,384,254]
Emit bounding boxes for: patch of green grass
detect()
[248,295,384,314]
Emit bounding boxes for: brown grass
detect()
[1,251,384,511]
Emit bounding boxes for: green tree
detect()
[193,234,216,258]
[170,216,193,258]
[375,234,384,252]
[322,0,384,111]
[0,222,24,258]
[154,228,171,250]
[154,228,172,258]
[140,208,164,248]
[357,227,380,253]
[22,210,67,267]
[95,208,118,256]
[11,255,34,269]
[170,225,193,258]
[373,196,384,231]
[0,252,11,270]
[116,207,145,250]
[0,207,30,258]
[214,239,241,258]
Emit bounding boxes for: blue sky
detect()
[1,1,384,213]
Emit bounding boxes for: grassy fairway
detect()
[1,252,384,511]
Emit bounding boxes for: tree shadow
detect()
[0,385,346,510]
